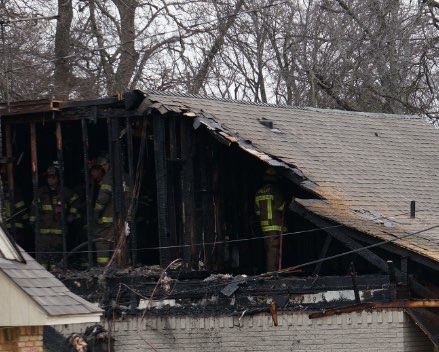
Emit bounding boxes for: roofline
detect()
[0,89,422,120]
[139,90,420,119]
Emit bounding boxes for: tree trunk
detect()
[111,0,139,94]
[189,0,245,94]
[54,0,73,99]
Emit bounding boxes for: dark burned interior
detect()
[1,95,366,276]
[2,93,439,335]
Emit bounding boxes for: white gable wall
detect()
[0,271,101,326]
[56,309,434,352]
[0,270,47,326]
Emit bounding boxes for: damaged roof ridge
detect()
[141,90,421,119]
[192,114,321,195]
[142,89,305,111]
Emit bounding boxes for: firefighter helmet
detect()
[46,165,58,176]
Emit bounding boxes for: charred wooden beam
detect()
[167,116,179,260]
[153,113,171,266]
[401,257,408,285]
[313,234,332,276]
[108,116,128,266]
[292,205,437,299]
[2,108,141,125]
[5,124,15,236]
[55,122,68,267]
[30,123,40,243]
[270,303,278,326]
[212,146,224,271]
[0,99,62,116]
[350,262,361,304]
[295,207,391,273]
[58,97,121,109]
[106,118,118,260]
[304,211,439,274]
[180,119,196,267]
[198,134,215,269]
[406,308,439,348]
[126,116,137,265]
[123,90,145,111]
[387,260,397,300]
[81,118,93,267]
[309,300,439,319]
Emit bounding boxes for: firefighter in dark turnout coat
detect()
[30,166,79,269]
[93,156,114,265]
[255,167,286,272]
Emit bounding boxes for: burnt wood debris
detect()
[0,90,439,348]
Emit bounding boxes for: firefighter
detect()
[255,167,286,272]
[0,163,29,249]
[93,155,114,265]
[3,184,29,246]
[90,163,105,207]
[30,165,80,269]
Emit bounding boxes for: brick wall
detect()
[56,309,433,352]
[0,326,43,352]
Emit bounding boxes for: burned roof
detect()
[2,91,439,267]
[139,92,439,265]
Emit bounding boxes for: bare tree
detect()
[3,0,439,120]
[54,0,73,98]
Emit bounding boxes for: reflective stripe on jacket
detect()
[94,172,113,224]
[31,185,80,234]
[255,183,285,233]
[4,193,28,229]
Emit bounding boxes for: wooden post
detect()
[198,134,214,269]
[350,262,361,304]
[126,116,137,265]
[387,260,397,300]
[108,116,126,266]
[401,257,408,285]
[5,124,15,236]
[167,116,179,260]
[313,234,332,276]
[81,118,93,268]
[30,123,40,250]
[153,114,171,267]
[55,122,68,267]
[180,119,196,268]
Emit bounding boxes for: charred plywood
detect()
[60,269,395,316]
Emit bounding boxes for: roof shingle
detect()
[144,92,439,263]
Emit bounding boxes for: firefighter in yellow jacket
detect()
[93,155,131,265]
[0,164,30,249]
[30,165,80,269]
[3,185,29,247]
[93,156,114,265]
[255,167,286,272]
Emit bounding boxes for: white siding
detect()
[0,271,101,326]
[0,270,47,326]
[56,309,433,351]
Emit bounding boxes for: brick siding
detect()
[0,326,43,352]
[56,309,433,352]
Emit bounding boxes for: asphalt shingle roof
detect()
[144,93,439,263]
[0,249,101,316]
